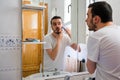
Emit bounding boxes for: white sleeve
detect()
[87,36,100,62]
[44,36,52,49]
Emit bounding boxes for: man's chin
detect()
[55,32,61,34]
[89,29,94,31]
[89,28,96,31]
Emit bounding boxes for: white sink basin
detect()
[23,71,70,80]
[40,71,70,77]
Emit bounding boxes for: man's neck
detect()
[52,32,62,38]
[97,21,113,30]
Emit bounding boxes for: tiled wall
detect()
[0,35,21,80]
[0,0,22,80]
[0,35,21,50]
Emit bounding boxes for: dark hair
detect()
[50,16,62,25]
[88,1,113,23]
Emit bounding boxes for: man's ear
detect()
[93,16,100,24]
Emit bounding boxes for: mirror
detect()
[22,0,90,79]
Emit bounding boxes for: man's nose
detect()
[56,24,60,28]
[56,24,60,26]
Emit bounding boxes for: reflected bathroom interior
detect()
[21,0,95,80]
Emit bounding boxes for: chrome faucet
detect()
[53,68,60,75]
[64,75,70,80]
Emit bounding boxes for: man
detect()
[44,16,80,72]
[86,1,120,80]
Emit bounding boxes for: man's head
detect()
[50,16,63,34]
[86,1,113,31]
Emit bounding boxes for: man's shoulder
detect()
[44,33,52,38]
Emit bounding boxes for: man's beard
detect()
[89,19,97,31]
[54,28,62,34]
[54,31,61,34]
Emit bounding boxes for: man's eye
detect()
[58,22,61,25]
[53,23,56,26]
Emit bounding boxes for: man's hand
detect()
[62,27,71,38]
[70,43,81,52]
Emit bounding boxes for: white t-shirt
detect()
[87,25,120,80]
[43,33,71,72]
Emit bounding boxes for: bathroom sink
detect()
[34,71,70,77]
[23,71,70,80]
[41,71,70,77]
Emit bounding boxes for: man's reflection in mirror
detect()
[44,16,80,72]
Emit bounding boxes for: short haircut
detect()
[88,1,113,23]
[50,16,62,25]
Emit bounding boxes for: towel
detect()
[64,46,78,72]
